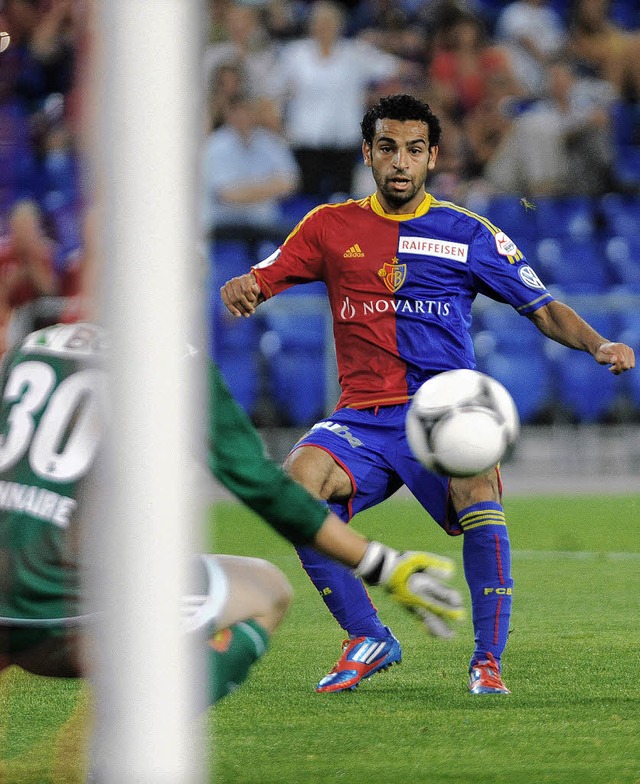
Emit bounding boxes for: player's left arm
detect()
[527,300,635,375]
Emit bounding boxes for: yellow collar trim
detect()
[370,191,432,221]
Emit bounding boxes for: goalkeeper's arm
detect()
[314,514,464,639]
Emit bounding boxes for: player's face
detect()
[363,119,438,214]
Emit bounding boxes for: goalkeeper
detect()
[207,359,463,703]
[0,322,462,705]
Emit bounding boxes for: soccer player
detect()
[0,320,463,705]
[220,93,636,695]
[208,358,463,700]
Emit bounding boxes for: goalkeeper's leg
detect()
[191,555,293,705]
[207,619,271,705]
[212,555,292,635]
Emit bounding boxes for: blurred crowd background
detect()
[1,0,639,429]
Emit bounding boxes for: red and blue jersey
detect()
[252,192,553,410]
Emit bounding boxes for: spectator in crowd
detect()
[206,59,247,134]
[28,0,75,76]
[494,0,567,98]
[207,0,234,45]
[0,199,56,354]
[204,2,285,133]
[427,12,523,124]
[483,56,616,196]
[460,75,516,189]
[202,91,300,243]
[0,0,82,332]
[0,0,76,208]
[348,0,427,66]
[0,0,75,108]
[565,0,640,102]
[277,0,407,198]
[262,0,305,43]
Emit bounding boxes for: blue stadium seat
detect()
[0,103,44,200]
[210,240,254,289]
[604,236,640,287]
[570,308,619,343]
[534,238,562,287]
[209,267,262,415]
[617,311,640,350]
[474,306,552,423]
[484,195,537,250]
[610,100,640,146]
[279,194,322,226]
[534,237,608,293]
[534,196,596,241]
[550,346,620,423]
[254,239,280,265]
[614,146,640,189]
[216,352,260,416]
[478,349,551,424]
[610,0,640,28]
[479,305,543,351]
[262,310,328,426]
[547,310,620,422]
[600,193,640,239]
[276,280,328,299]
[43,151,79,207]
[617,311,640,411]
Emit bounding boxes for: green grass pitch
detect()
[2,495,639,783]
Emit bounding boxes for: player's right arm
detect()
[220,207,327,318]
[220,272,264,318]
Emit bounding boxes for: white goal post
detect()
[89,1,206,781]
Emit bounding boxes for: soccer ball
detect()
[406,369,520,477]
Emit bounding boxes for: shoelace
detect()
[327,638,362,673]
[473,654,505,689]
[325,639,353,673]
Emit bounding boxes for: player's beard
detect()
[373,168,426,209]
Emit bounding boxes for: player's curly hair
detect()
[361,94,442,149]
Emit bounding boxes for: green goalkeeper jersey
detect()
[0,322,106,646]
[0,329,328,653]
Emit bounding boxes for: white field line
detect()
[512,549,640,560]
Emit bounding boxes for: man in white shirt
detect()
[202,91,300,242]
[495,0,566,97]
[278,0,405,198]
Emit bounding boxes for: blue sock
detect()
[295,544,390,639]
[459,501,513,669]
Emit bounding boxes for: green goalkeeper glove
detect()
[353,542,465,639]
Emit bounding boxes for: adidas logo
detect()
[343,243,365,258]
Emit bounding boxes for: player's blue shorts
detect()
[290,404,463,536]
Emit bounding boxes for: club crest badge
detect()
[378,257,407,293]
[209,628,233,653]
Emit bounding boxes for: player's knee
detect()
[255,559,293,634]
[284,446,351,501]
[450,468,501,510]
[224,555,294,634]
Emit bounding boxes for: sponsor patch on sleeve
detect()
[518,265,545,289]
[495,231,518,257]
